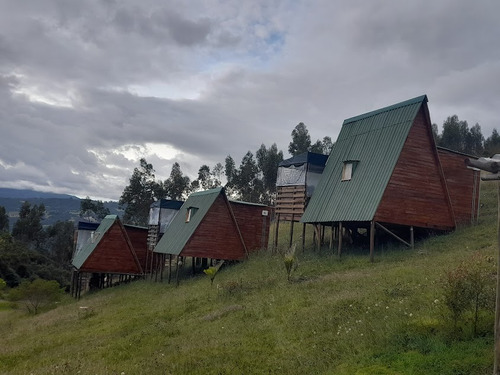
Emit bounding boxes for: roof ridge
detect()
[343,95,427,124]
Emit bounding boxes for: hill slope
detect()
[0,188,121,226]
[0,183,498,374]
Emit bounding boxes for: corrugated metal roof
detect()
[301,95,427,223]
[153,187,223,256]
[72,215,118,269]
[279,151,329,167]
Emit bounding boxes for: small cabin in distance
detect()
[275,151,328,221]
[437,147,480,226]
[153,187,271,284]
[274,151,328,248]
[71,215,144,298]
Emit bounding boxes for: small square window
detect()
[342,162,353,181]
[185,207,198,222]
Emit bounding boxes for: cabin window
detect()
[342,162,353,181]
[185,207,198,222]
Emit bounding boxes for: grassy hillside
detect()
[1,182,498,374]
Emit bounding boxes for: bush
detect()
[441,252,495,336]
[9,278,63,314]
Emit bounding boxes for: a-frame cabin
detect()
[301,95,455,260]
[71,215,143,297]
[153,187,270,282]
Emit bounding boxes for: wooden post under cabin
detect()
[274,214,280,252]
[329,223,334,250]
[410,226,414,249]
[175,256,181,286]
[338,222,343,257]
[289,214,295,248]
[168,254,172,284]
[302,223,306,252]
[315,224,321,252]
[370,221,375,263]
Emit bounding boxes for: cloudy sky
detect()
[1,0,499,201]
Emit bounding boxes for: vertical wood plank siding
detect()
[82,224,143,274]
[230,201,271,252]
[438,148,480,225]
[124,226,149,272]
[375,108,455,230]
[181,195,247,260]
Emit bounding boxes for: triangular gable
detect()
[301,95,427,223]
[154,187,247,260]
[374,105,455,230]
[72,215,143,274]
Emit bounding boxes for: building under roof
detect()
[301,95,456,260]
[71,215,144,297]
[153,187,270,282]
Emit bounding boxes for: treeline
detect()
[119,122,333,225]
[433,115,500,156]
[0,203,74,288]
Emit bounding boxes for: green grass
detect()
[1,182,499,374]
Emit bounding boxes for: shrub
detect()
[284,244,297,281]
[441,252,495,336]
[203,260,225,286]
[8,278,62,314]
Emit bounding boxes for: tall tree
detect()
[119,158,159,226]
[256,143,284,200]
[12,202,46,248]
[234,151,264,203]
[288,122,311,156]
[163,162,191,200]
[485,129,500,156]
[80,197,110,222]
[42,221,75,265]
[465,123,484,156]
[0,206,8,232]
[196,163,223,191]
[224,155,237,195]
[439,115,469,153]
[310,136,334,155]
[431,123,441,144]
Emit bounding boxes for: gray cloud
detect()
[0,0,499,200]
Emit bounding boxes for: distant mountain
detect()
[0,188,121,228]
[0,188,79,200]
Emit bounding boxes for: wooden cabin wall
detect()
[275,185,306,221]
[230,202,271,252]
[80,224,143,274]
[438,149,480,225]
[375,108,455,230]
[124,226,149,271]
[181,195,247,260]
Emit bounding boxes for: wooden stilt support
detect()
[370,220,375,263]
[301,223,306,252]
[329,223,334,250]
[338,222,343,257]
[168,254,172,284]
[192,257,196,275]
[410,226,414,249]
[375,222,411,247]
[175,256,181,286]
[289,214,295,248]
[315,224,321,252]
[274,214,280,252]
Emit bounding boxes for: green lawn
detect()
[0,182,498,374]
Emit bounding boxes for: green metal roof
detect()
[72,215,118,269]
[301,95,427,223]
[153,187,223,256]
